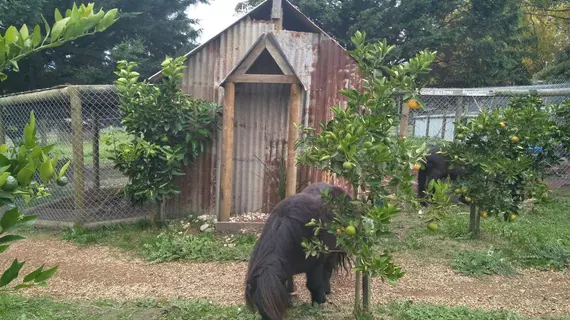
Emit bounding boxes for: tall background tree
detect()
[0,0,207,94]
[237,0,570,87]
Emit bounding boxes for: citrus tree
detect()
[0,1,118,292]
[446,94,569,235]
[0,2,118,81]
[296,31,436,316]
[109,56,222,226]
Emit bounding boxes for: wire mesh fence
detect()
[0,85,151,228]
[405,85,570,189]
[1,83,569,228]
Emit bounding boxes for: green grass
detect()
[60,217,257,262]
[2,295,565,320]
[382,188,570,275]
[39,187,570,274]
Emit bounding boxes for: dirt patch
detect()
[2,237,570,318]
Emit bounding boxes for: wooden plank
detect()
[265,42,294,75]
[219,82,236,222]
[286,84,302,197]
[69,86,85,225]
[228,74,299,84]
[271,0,283,19]
[234,37,268,76]
[399,102,410,139]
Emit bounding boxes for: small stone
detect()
[200,223,210,232]
[204,227,214,233]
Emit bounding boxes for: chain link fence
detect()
[1,83,569,228]
[0,85,151,228]
[405,84,570,189]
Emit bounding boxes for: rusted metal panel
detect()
[169,17,362,216]
[232,83,290,214]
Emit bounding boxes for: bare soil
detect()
[2,236,570,318]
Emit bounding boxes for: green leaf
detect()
[4,26,19,45]
[96,8,118,32]
[0,207,20,233]
[59,161,70,178]
[0,235,26,245]
[0,72,7,81]
[23,265,44,282]
[41,15,51,43]
[19,24,29,40]
[16,161,35,187]
[55,8,63,21]
[0,259,25,288]
[33,265,58,282]
[39,159,55,183]
[32,25,42,47]
[0,245,9,254]
[50,17,71,43]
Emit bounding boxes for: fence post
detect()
[92,110,100,189]
[69,86,86,225]
[454,96,464,140]
[0,106,5,145]
[399,102,410,139]
[219,82,235,222]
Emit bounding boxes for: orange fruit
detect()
[511,136,520,143]
[509,214,517,222]
[413,163,421,171]
[481,211,488,218]
[408,99,420,110]
[500,122,506,129]
[427,222,439,231]
[336,228,343,236]
[345,225,356,236]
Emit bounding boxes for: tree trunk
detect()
[362,272,370,314]
[468,204,480,236]
[352,185,362,316]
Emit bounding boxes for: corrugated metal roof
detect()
[148,0,347,82]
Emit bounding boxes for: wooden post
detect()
[286,84,301,197]
[219,82,235,222]
[92,111,100,189]
[271,0,283,31]
[0,107,5,145]
[399,102,410,139]
[69,86,85,225]
[454,96,464,141]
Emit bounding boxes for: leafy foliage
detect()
[296,31,435,315]
[0,0,207,94]
[109,56,221,211]
[445,94,570,233]
[451,250,516,277]
[0,112,71,291]
[0,2,118,81]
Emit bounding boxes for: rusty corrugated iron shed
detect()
[159,0,361,217]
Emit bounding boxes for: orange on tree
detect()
[511,136,520,143]
[407,98,420,110]
[413,163,421,171]
[345,225,356,236]
[509,214,517,222]
[500,122,506,129]
[481,211,488,218]
[336,228,343,236]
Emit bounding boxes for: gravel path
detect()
[2,237,570,318]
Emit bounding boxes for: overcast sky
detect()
[186,0,245,44]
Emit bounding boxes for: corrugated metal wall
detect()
[165,15,361,217]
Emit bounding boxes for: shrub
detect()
[110,56,222,225]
